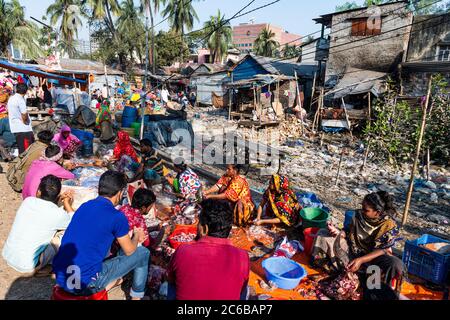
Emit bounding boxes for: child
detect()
[119,188,165,250]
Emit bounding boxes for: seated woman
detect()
[254,174,301,227]
[96,100,114,143]
[53,125,82,159]
[311,191,403,287]
[112,131,139,163]
[22,145,75,199]
[203,164,254,227]
[166,162,202,201]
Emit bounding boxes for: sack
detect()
[273,236,303,259]
[6,156,23,192]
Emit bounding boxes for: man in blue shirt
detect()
[53,170,150,300]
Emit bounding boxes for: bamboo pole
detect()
[335,148,346,187]
[360,138,371,172]
[402,78,432,227]
[294,71,305,136]
[310,71,317,112]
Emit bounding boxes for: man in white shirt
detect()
[2,175,75,275]
[161,86,169,106]
[7,83,34,154]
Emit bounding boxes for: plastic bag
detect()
[273,236,303,258]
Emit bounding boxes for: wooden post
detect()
[402,78,432,227]
[228,88,232,121]
[335,148,346,187]
[341,97,353,140]
[294,71,305,136]
[310,71,317,112]
[367,92,371,125]
[360,138,371,172]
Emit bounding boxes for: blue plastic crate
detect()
[402,234,450,285]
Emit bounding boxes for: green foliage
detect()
[364,76,450,166]
[0,0,43,59]
[161,0,199,35]
[254,26,279,58]
[154,30,189,66]
[185,29,208,54]
[204,10,232,63]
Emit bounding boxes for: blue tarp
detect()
[0,59,86,84]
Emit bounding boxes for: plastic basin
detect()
[300,208,330,229]
[168,225,197,250]
[262,257,307,290]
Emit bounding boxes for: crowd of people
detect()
[0,75,406,301]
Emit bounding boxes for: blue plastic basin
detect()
[262,257,307,290]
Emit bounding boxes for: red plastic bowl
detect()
[168,225,197,249]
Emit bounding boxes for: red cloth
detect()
[113,131,138,162]
[167,236,249,300]
[119,205,150,247]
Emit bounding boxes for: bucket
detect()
[168,225,197,249]
[262,257,307,290]
[344,210,356,232]
[131,122,141,137]
[303,227,320,256]
[121,106,138,128]
[300,208,330,229]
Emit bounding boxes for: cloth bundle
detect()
[316,272,361,300]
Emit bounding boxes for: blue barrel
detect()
[72,128,94,157]
[122,106,138,128]
[344,210,356,232]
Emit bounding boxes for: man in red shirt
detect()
[167,200,250,300]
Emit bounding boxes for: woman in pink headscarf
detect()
[52,125,82,159]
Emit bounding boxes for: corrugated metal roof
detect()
[325,68,386,99]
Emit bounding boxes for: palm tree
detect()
[0,0,43,58]
[204,10,232,63]
[140,0,166,73]
[254,26,279,57]
[162,0,199,36]
[46,0,85,57]
[86,0,120,36]
[118,0,145,62]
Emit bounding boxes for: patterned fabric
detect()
[95,100,112,128]
[348,210,401,256]
[178,168,201,198]
[53,125,81,158]
[219,174,254,226]
[263,174,300,227]
[113,131,138,162]
[119,204,150,247]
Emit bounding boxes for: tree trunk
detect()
[149,6,156,74]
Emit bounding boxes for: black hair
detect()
[174,158,187,172]
[140,139,153,149]
[228,164,243,174]
[38,175,61,204]
[45,145,61,159]
[37,130,54,144]
[131,188,156,210]
[42,84,48,91]
[199,200,233,238]
[363,191,397,217]
[98,170,127,197]
[16,83,28,95]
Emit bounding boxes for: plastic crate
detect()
[403,234,450,285]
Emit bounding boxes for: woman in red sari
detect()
[204,164,255,226]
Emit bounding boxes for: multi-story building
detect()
[232,22,302,54]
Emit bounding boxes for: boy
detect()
[53,171,150,300]
[129,139,164,188]
[2,175,74,274]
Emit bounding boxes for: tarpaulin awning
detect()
[0,59,86,84]
[325,68,386,99]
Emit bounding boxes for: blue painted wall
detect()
[231,57,269,82]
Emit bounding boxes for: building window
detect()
[438,45,450,61]
[351,18,381,36]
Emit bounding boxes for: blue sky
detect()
[20,0,366,40]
